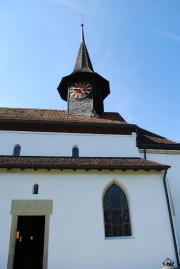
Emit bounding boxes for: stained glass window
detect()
[103,183,131,237]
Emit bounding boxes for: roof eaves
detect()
[0,163,169,171]
[138,143,180,150]
[0,119,137,129]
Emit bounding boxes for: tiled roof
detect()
[0,108,179,149]
[0,107,127,125]
[0,156,169,171]
[137,127,180,149]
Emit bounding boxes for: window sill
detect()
[104,236,134,240]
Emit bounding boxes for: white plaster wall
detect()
[0,169,176,269]
[141,150,180,250]
[0,131,139,157]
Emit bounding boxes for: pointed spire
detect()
[81,22,85,42]
[73,24,94,73]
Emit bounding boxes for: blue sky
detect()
[0,0,180,142]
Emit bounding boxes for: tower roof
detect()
[73,24,94,73]
[58,24,110,103]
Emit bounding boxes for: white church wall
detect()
[140,150,180,250]
[0,131,139,157]
[0,169,176,269]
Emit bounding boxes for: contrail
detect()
[146,96,180,109]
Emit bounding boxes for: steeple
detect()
[57,24,110,117]
[73,24,94,73]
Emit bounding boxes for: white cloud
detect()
[160,31,180,42]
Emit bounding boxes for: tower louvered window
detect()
[103,183,131,237]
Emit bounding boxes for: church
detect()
[0,24,180,269]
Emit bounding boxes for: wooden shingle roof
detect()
[73,24,94,73]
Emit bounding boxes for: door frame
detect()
[7,200,53,269]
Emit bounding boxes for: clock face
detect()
[69,81,92,99]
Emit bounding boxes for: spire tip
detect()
[80,16,84,42]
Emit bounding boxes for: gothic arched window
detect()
[13,145,21,156]
[72,146,79,157]
[103,183,131,237]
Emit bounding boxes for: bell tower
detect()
[57,24,110,117]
